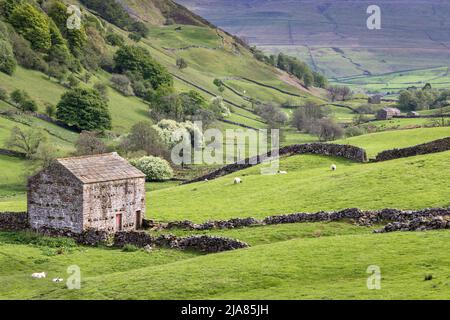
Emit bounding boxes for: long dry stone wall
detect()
[375,137,450,162]
[185,143,368,184]
[145,207,450,231]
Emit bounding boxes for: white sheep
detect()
[278,170,287,174]
[31,272,47,279]
[52,278,64,283]
[331,164,337,171]
[234,177,242,184]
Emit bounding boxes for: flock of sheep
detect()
[31,272,63,283]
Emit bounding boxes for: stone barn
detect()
[28,153,146,234]
[376,107,401,120]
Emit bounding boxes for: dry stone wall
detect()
[145,207,450,231]
[375,137,450,161]
[113,231,249,253]
[0,212,29,231]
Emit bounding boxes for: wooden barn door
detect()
[115,213,123,231]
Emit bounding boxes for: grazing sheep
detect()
[52,278,64,283]
[204,179,209,182]
[234,178,242,184]
[331,164,337,171]
[31,272,47,279]
[278,170,287,174]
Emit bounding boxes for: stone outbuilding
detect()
[28,153,146,234]
[376,107,401,120]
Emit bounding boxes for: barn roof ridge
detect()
[55,153,146,184]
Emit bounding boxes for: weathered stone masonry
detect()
[27,153,146,234]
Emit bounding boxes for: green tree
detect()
[57,88,112,131]
[6,126,47,158]
[0,39,16,75]
[176,57,188,70]
[114,45,173,89]
[9,2,52,51]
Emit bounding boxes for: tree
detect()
[106,32,125,46]
[303,71,314,88]
[0,39,17,75]
[57,88,112,131]
[45,103,56,118]
[114,45,173,90]
[9,2,52,51]
[291,101,325,131]
[6,126,47,158]
[254,103,288,127]
[310,118,344,141]
[119,121,169,159]
[74,131,107,156]
[32,143,58,169]
[176,57,188,70]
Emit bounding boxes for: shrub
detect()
[0,87,7,101]
[122,244,140,252]
[57,87,112,131]
[106,32,124,46]
[9,89,37,111]
[176,57,188,70]
[345,126,365,137]
[0,39,16,75]
[130,156,174,181]
[110,74,134,96]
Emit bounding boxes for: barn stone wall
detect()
[82,177,146,233]
[28,163,84,233]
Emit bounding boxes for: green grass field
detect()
[336,127,450,158]
[1,227,448,299]
[147,151,450,222]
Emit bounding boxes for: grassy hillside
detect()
[1,228,448,299]
[336,127,450,158]
[146,151,450,222]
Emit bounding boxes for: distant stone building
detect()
[376,107,402,120]
[368,94,382,104]
[28,153,146,234]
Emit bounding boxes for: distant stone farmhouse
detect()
[28,153,146,234]
[376,107,401,120]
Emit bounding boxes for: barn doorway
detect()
[136,210,142,230]
[115,213,123,231]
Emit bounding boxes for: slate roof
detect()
[56,153,145,184]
